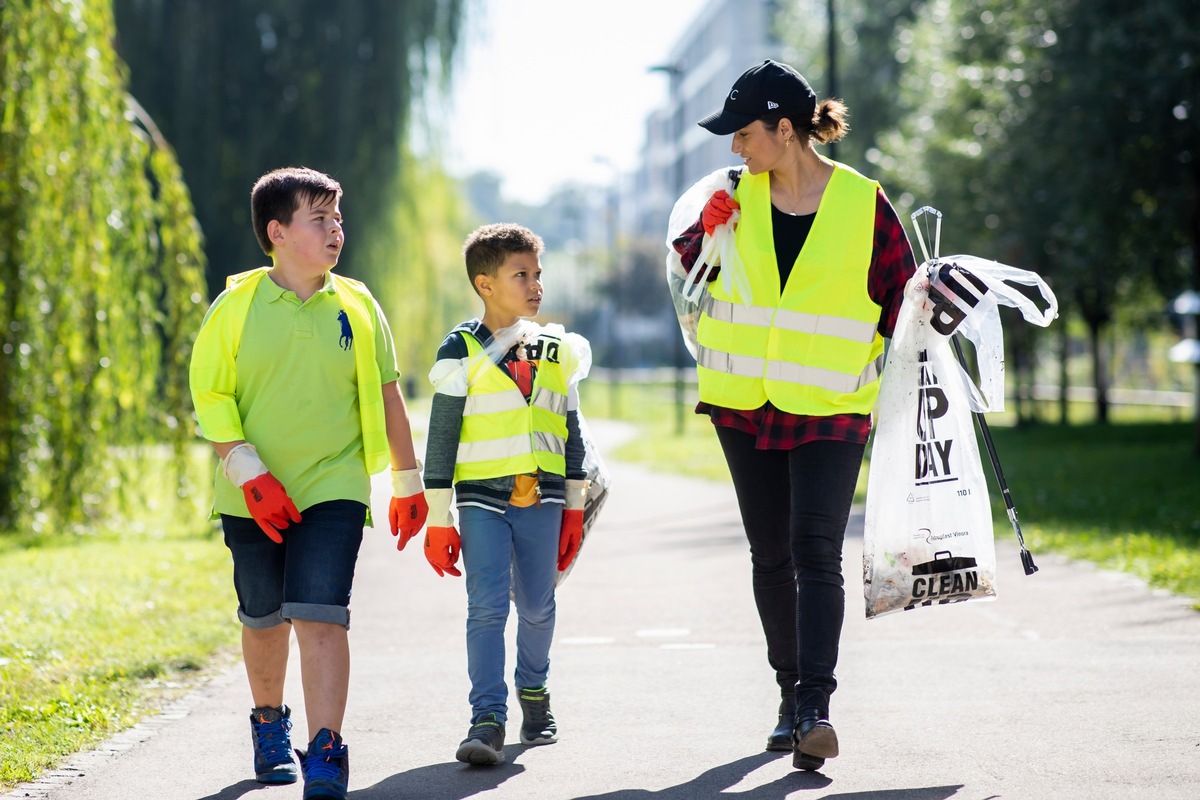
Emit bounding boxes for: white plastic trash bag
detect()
[863,209,1058,619]
[663,166,751,358]
[862,266,998,618]
[556,410,612,586]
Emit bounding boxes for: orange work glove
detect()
[389,462,428,550]
[558,479,590,572]
[701,189,740,235]
[222,443,301,544]
[422,488,461,577]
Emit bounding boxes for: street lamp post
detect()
[650,62,687,436]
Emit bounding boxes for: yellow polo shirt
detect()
[206,272,400,517]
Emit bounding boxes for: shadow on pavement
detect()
[822,788,965,800]
[350,752,807,800]
[570,752,828,799]
[195,779,273,800]
[350,757,526,799]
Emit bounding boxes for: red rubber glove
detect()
[701,190,740,235]
[558,510,583,572]
[389,463,428,550]
[424,526,462,577]
[222,443,301,544]
[422,488,461,577]
[243,473,302,543]
[558,479,590,572]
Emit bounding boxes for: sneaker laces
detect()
[303,736,347,782]
[252,710,292,761]
[518,688,552,727]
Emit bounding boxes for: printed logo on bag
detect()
[905,549,980,609]
[522,335,561,364]
[929,263,990,335]
[915,350,957,485]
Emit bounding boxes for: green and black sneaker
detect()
[455,713,506,765]
[517,686,558,745]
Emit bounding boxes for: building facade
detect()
[631,0,784,240]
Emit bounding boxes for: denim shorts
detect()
[221,499,366,630]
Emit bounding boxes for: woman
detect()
[669,59,916,771]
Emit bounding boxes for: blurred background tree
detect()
[0,0,207,533]
[784,0,1198,427]
[110,0,475,384]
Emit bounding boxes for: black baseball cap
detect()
[697,59,817,135]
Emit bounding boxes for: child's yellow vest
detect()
[189,267,390,474]
[454,330,574,483]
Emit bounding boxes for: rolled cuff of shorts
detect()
[237,607,288,630]
[281,601,351,629]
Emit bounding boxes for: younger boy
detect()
[422,223,590,766]
[189,167,427,800]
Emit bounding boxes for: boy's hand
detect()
[558,479,590,572]
[424,526,461,577]
[422,488,460,576]
[701,190,739,235]
[222,443,301,544]
[243,473,302,543]
[558,511,583,571]
[389,463,428,549]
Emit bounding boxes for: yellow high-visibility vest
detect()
[189,267,390,474]
[695,162,884,415]
[455,330,574,483]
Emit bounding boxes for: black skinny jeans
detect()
[715,426,865,716]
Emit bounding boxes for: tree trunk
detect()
[1190,163,1200,457]
[1088,318,1109,424]
[1057,322,1070,425]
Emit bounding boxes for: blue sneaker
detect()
[249,705,298,784]
[297,728,349,800]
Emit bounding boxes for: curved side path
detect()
[6,419,1200,800]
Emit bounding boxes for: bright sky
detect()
[443,0,711,205]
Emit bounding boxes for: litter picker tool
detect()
[910,206,1039,576]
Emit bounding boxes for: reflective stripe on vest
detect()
[695,163,883,415]
[454,331,571,483]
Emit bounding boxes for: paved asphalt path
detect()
[6,419,1200,800]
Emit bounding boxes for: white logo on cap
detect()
[767,101,779,110]
[730,89,739,100]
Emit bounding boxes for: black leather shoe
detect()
[766,696,796,751]
[793,708,838,770]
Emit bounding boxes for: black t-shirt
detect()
[771,204,816,289]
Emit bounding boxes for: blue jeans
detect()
[221,500,366,629]
[459,502,562,725]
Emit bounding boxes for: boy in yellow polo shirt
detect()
[189,167,427,800]
[421,223,591,766]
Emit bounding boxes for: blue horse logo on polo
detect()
[337,310,353,351]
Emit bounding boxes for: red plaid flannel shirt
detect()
[672,188,916,450]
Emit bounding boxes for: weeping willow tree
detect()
[361,148,479,391]
[110,0,467,302]
[0,0,208,533]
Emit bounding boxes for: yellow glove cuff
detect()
[222,443,268,488]
[425,487,455,528]
[390,460,423,497]
[565,479,590,512]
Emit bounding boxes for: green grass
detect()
[0,449,237,790]
[983,422,1200,601]
[584,379,1200,607]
